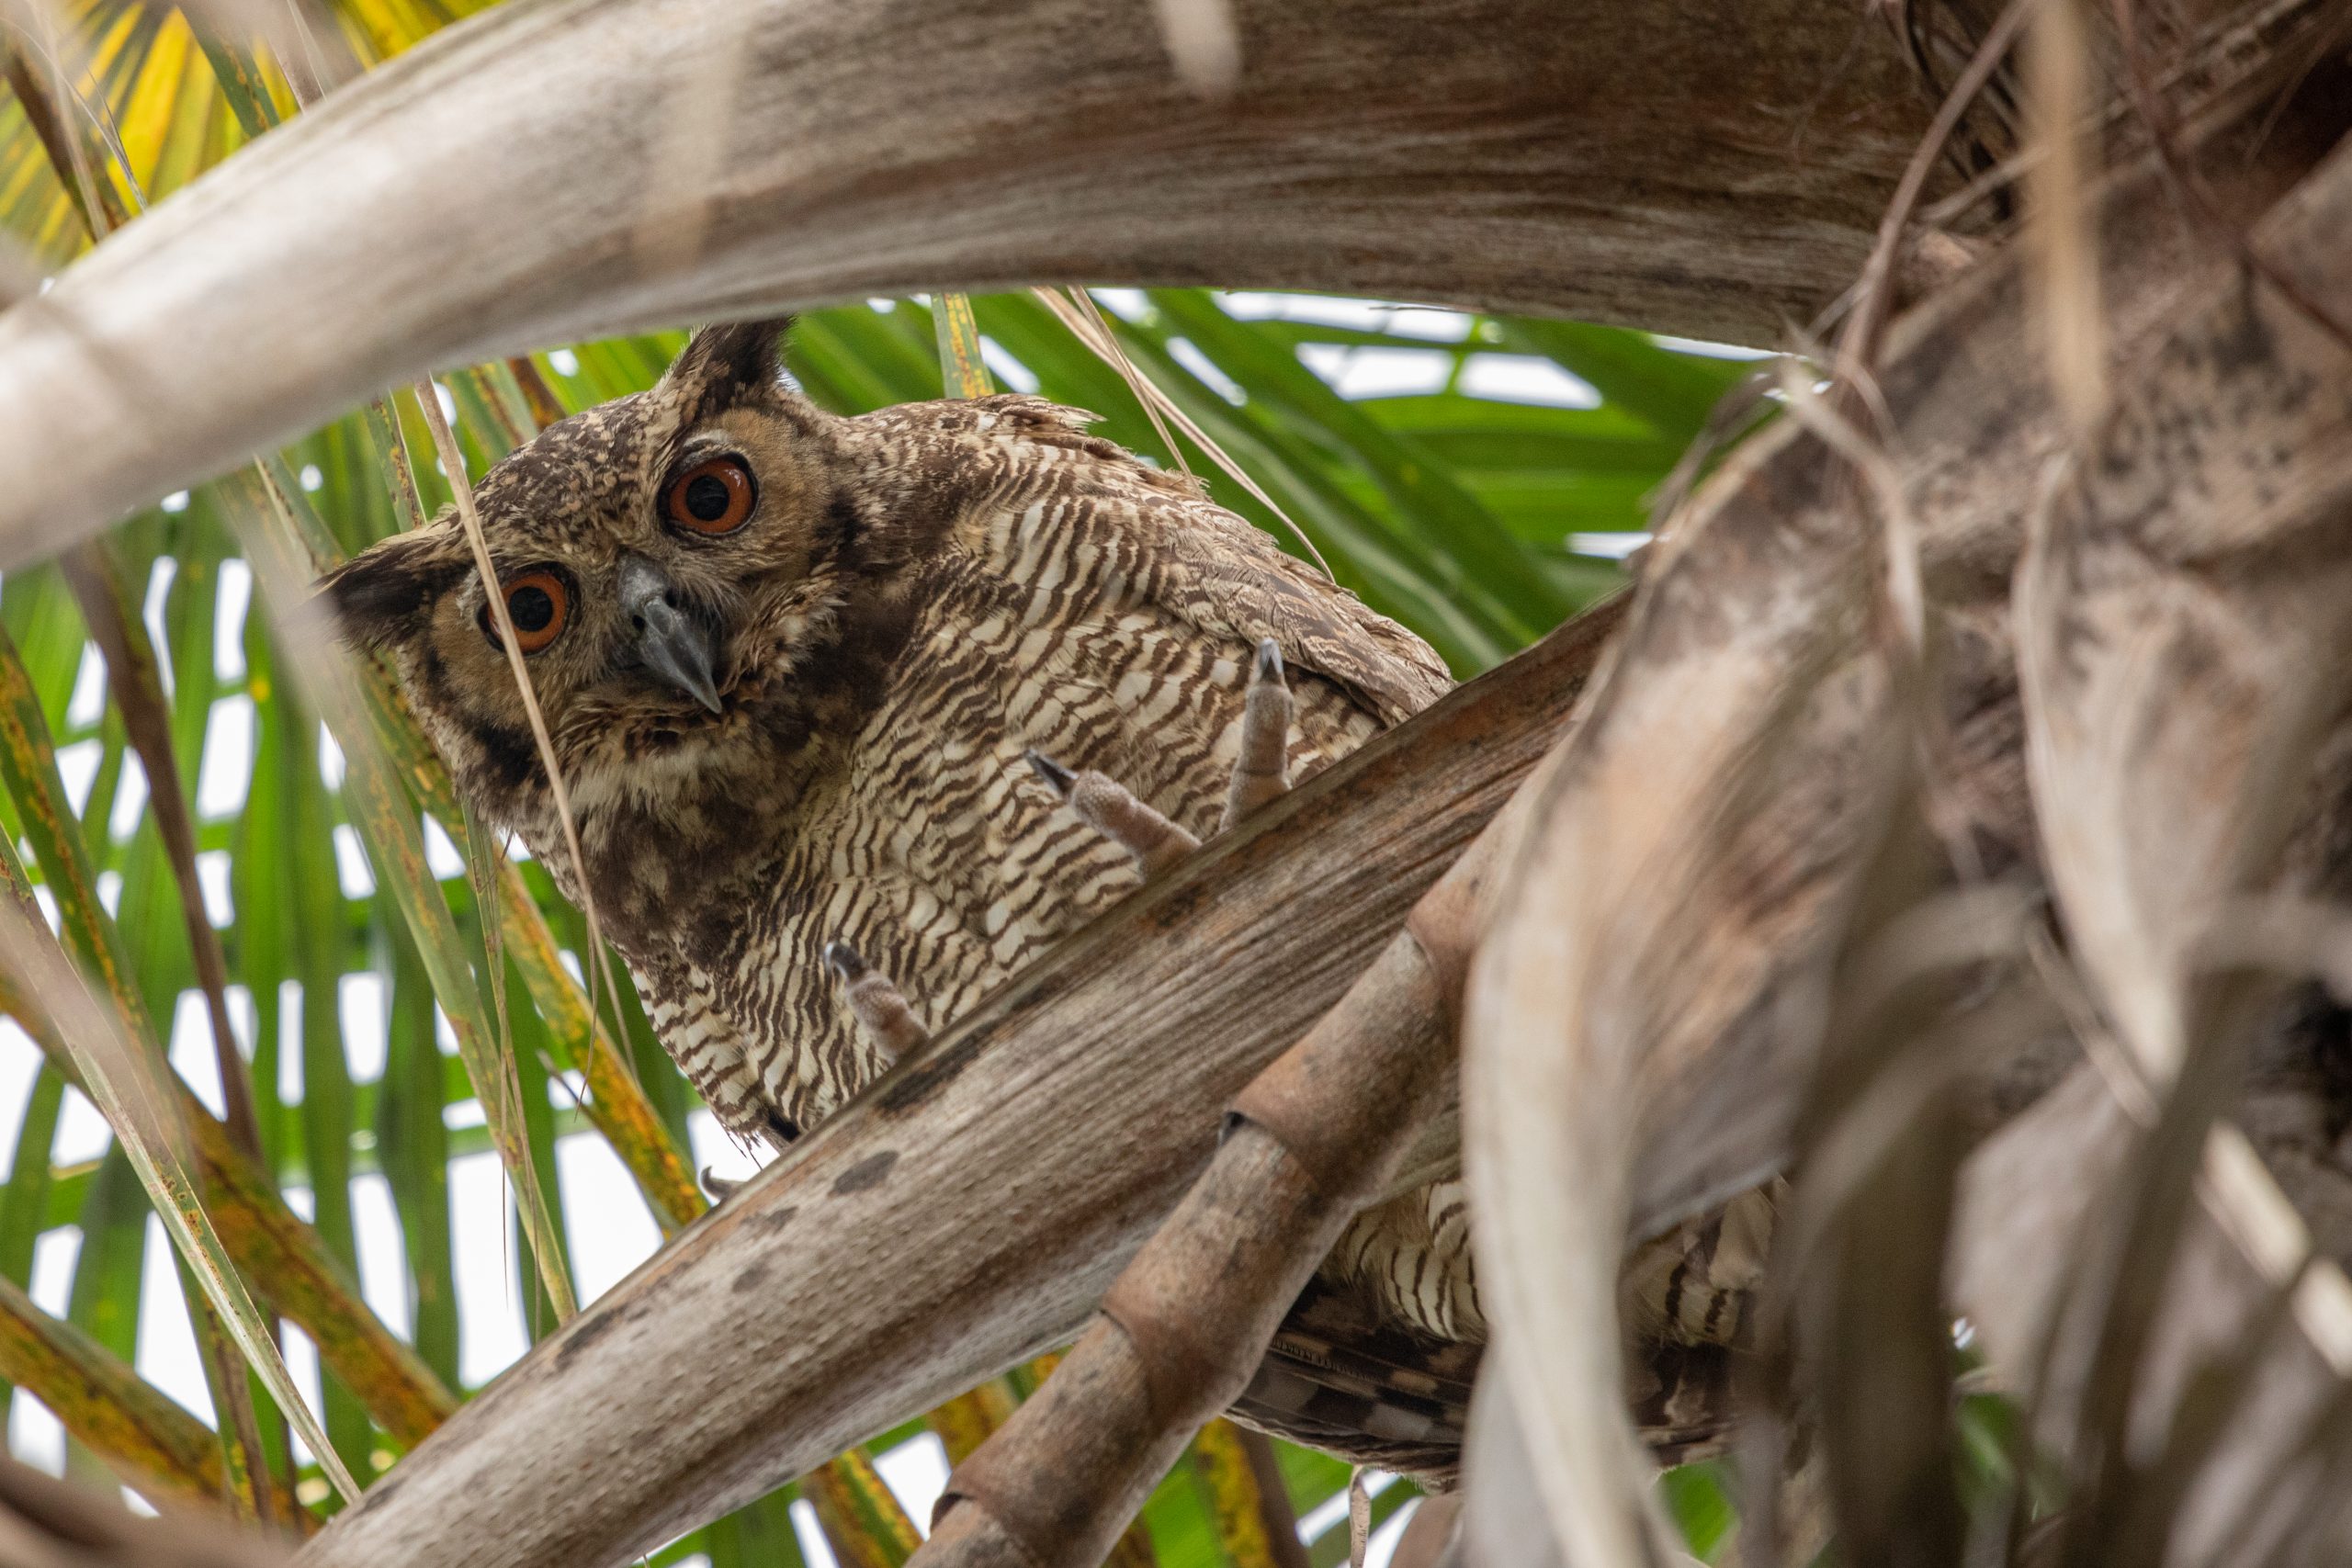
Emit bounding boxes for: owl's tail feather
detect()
[1234,1275,1478,1488]
[1230,1272,1747,1493]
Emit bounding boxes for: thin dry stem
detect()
[412,378,582,1322]
[1058,288,1197,489]
[1834,0,2034,386]
[1030,287,1334,581]
[2025,0,2109,434]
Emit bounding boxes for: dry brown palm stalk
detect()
[920,786,1520,1565]
[0,0,1973,558]
[0,1450,288,1568]
[0,1275,232,1514]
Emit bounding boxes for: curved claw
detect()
[1024,749,1077,797]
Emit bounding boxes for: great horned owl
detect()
[322,320,1519,1473]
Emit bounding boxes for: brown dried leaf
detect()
[1456,59,2351,1566]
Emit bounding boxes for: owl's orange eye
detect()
[480,570,570,654]
[663,456,756,535]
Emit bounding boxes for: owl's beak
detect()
[618,555,723,714]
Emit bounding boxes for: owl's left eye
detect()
[479,569,571,655]
[663,455,756,536]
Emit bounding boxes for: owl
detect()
[319,319,1537,1474]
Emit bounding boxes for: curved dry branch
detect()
[2000,126,2352,1562]
[292,602,1623,1568]
[0,1452,288,1568]
[2017,139,2352,1083]
[1457,62,2352,1564]
[0,0,1954,563]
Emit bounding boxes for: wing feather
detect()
[973,394,1455,727]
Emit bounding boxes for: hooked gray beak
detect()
[617,555,722,714]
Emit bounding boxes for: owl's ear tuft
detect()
[316,525,471,650]
[667,318,796,417]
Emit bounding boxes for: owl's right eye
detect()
[663,456,756,535]
[479,569,571,655]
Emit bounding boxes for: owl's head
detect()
[320,320,902,898]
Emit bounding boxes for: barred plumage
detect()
[323,319,1743,1483]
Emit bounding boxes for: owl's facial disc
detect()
[617,553,723,714]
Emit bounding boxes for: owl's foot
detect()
[1221,641,1295,831]
[1025,639,1295,881]
[824,941,930,1064]
[1023,750,1201,875]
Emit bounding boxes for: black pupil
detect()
[684,472,732,523]
[508,584,555,633]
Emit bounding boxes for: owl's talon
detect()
[701,1166,744,1201]
[1024,750,1201,877]
[1220,638,1295,832]
[825,939,930,1063]
[1023,749,1075,795]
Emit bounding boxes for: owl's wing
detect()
[1147,508,1456,728]
[976,395,1454,727]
